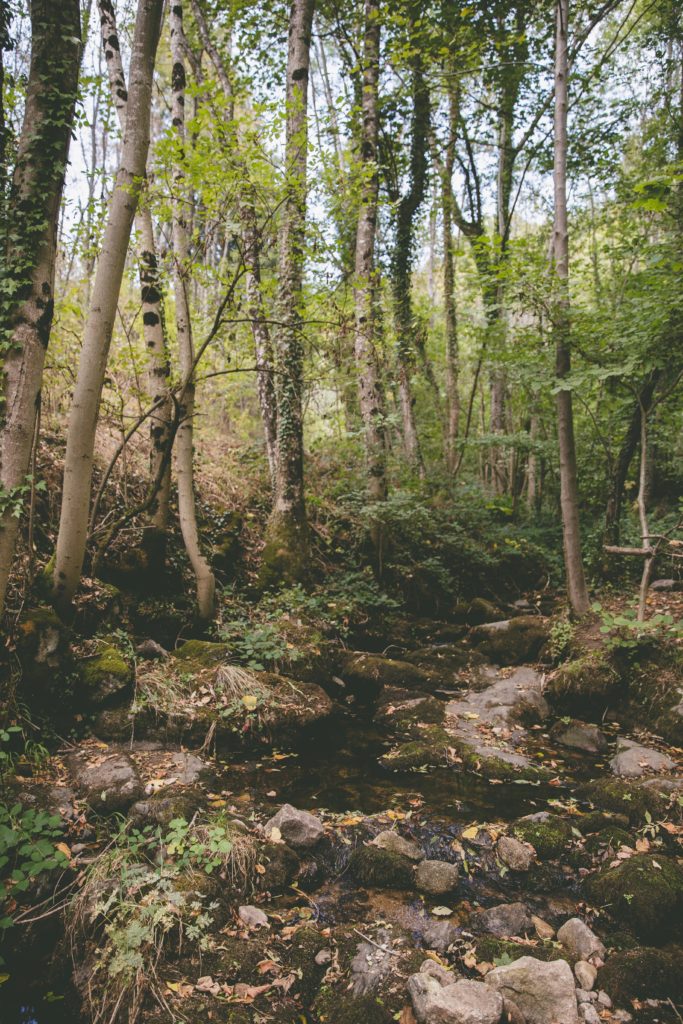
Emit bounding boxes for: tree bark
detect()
[97,0,172,535]
[262,0,315,584]
[0,0,81,617]
[553,0,590,617]
[353,0,387,565]
[442,89,460,472]
[53,0,163,612]
[170,0,215,621]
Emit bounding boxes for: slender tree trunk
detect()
[353,0,387,565]
[553,0,590,617]
[97,0,172,536]
[53,0,163,612]
[442,130,460,470]
[0,0,81,618]
[170,0,215,620]
[262,0,315,584]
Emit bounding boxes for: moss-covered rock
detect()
[583,854,683,943]
[379,726,451,770]
[583,826,634,854]
[599,946,683,1004]
[574,810,630,835]
[512,814,573,859]
[580,777,676,825]
[374,692,446,739]
[173,640,230,666]
[339,651,440,700]
[257,841,300,892]
[79,643,133,708]
[313,988,393,1024]
[545,651,623,717]
[469,616,550,666]
[625,645,683,745]
[466,597,506,625]
[348,845,414,889]
[259,512,309,590]
[130,785,206,829]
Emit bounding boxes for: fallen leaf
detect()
[431,906,453,917]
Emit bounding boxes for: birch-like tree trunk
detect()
[442,86,460,471]
[170,0,215,621]
[52,0,163,612]
[553,0,590,617]
[354,0,387,563]
[0,0,81,618]
[97,0,172,535]
[262,0,315,585]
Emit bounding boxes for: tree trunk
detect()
[53,0,163,612]
[553,0,590,617]
[353,0,387,565]
[170,0,215,620]
[97,0,172,536]
[442,91,460,472]
[0,0,81,618]
[262,0,315,585]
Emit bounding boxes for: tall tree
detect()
[170,0,216,621]
[553,0,590,616]
[0,0,81,617]
[353,0,387,564]
[53,0,163,612]
[262,0,316,585]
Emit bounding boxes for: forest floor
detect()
[1,579,682,1024]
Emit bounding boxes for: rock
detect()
[579,1005,600,1024]
[238,905,269,929]
[610,737,675,778]
[420,960,454,986]
[550,720,608,754]
[598,947,683,1004]
[545,653,622,718]
[471,902,533,938]
[583,854,683,942]
[574,961,597,990]
[485,956,579,1024]
[415,860,459,897]
[130,784,205,828]
[422,919,459,952]
[372,830,423,862]
[257,841,300,892]
[512,813,572,859]
[576,989,594,1003]
[379,728,451,770]
[350,928,398,997]
[349,845,414,889]
[556,919,606,962]
[580,776,677,825]
[531,915,555,940]
[78,643,134,708]
[466,597,506,625]
[264,804,324,849]
[596,991,611,1008]
[374,692,446,739]
[468,617,550,666]
[135,638,168,660]
[409,973,504,1024]
[68,748,143,813]
[339,651,440,699]
[497,835,535,872]
[502,997,526,1024]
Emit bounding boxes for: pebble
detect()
[238,905,269,929]
[597,990,612,1009]
[531,914,555,940]
[579,1005,601,1024]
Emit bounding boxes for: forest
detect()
[0,0,682,1021]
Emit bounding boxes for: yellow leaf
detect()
[55,842,72,860]
[461,826,479,840]
[242,695,258,710]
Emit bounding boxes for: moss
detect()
[545,651,623,716]
[474,936,564,964]
[379,725,451,770]
[583,854,683,943]
[173,640,230,667]
[79,643,133,708]
[348,845,414,888]
[259,512,309,590]
[512,814,573,859]
[376,694,446,739]
[285,925,329,1005]
[257,842,300,892]
[599,946,683,1004]
[451,739,551,782]
[580,777,673,825]
[467,597,505,625]
[575,810,630,834]
[313,987,393,1024]
[583,826,634,854]
[471,616,549,666]
[626,646,683,744]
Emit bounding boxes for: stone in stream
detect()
[371,829,424,862]
[550,720,608,754]
[557,919,606,962]
[467,616,550,666]
[485,956,579,1024]
[67,747,143,813]
[470,901,533,938]
[609,737,675,778]
[496,835,535,872]
[264,803,324,849]
[415,859,459,896]
[574,960,597,990]
[409,971,504,1024]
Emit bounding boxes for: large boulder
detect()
[67,747,143,814]
[468,617,549,666]
[545,652,623,718]
[599,946,683,1005]
[485,956,579,1024]
[409,972,504,1024]
[264,804,324,849]
[583,854,683,942]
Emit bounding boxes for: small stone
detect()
[372,829,424,861]
[497,835,535,872]
[264,803,324,849]
[574,961,597,991]
[416,859,459,896]
[69,749,143,814]
[596,991,612,1009]
[551,720,608,755]
[612,1013,632,1023]
[610,738,674,778]
[557,918,606,962]
[579,1005,601,1024]
[315,948,332,965]
[531,915,555,940]
[238,905,269,929]
[472,902,533,938]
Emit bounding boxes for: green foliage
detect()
[591,601,683,650]
[549,619,575,663]
[0,802,69,933]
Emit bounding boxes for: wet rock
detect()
[422,919,459,952]
[130,784,206,827]
[574,961,597,990]
[556,919,606,962]
[471,902,533,938]
[379,727,451,771]
[598,946,683,1004]
[257,841,300,892]
[485,956,579,1024]
[583,853,683,942]
[610,737,675,778]
[550,720,608,754]
[468,616,550,666]
[372,829,424,862]
[415,859,459,896]
[68,748,143,813]
[238,905,269,929]
[496,835,535,872]
[545,652,622,718]
[512,813,572,859]
[349,845,414,889]
[339,651,439,700]
[264,803,324,849]
[374,692,446,739]
[409,973,504,1024]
